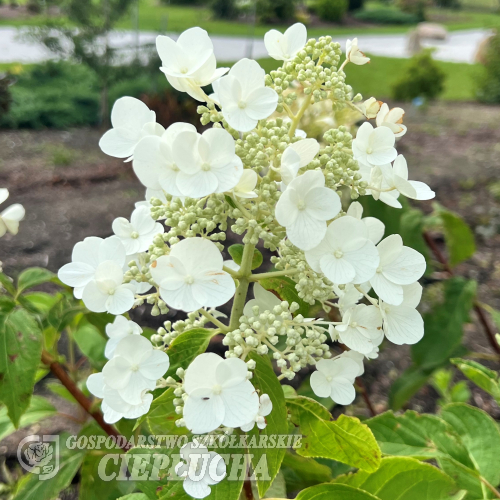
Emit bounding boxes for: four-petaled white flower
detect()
[376,103,407,137]
[133,122,197,197]
[280,139,320,189]
[378,155,435,204]
[310,357,359,405]
[156,28,229,102]
[233,170,258,199]
[346,201,385,245]
[0,188,25,237]
[99,97,164,160]
[305,216,380,285]
[103,335,169,405]
[151,238,236,312]
[183,353,259,434]
[276,170,341,251]
[171,128,243,198]
[240,393,273,431]
[104,315,143,359]
[212,58,278,132]
[352,122,397,168]
[175,440,227,499]
[112,206,163,255]
[264,23,307,61]
[346,38,370,66]
[339,350,365,377]
[380,282,424,345]
[87,372,153,424]
[334,304,383,355]
[244,283,282,317]
[370,234,426,306]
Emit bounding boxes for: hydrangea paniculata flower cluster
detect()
[57,23,435,499]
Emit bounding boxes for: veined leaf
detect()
[287,396,381,473]
[228,244,263,270]
[141,388,184,436]
[73,322,107,368]
[247,352,289,497]
[259,276,310,317]
[451,358,500,404]
[17,267,56,294]
[333,456,456,500]
[0,308,42,426]
[281,452,333,492]
[295,483,381,500]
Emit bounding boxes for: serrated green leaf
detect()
[0,308,42,427]
[438,208,476,267]
[12,432,86,500]
[165,328,216,378]
[281,452,333,492]
[451,358,500,403]
[259,276,310,317]
[287,396,381,473]
[228,244,263,270]
[247,352,289,497]
[73,323,107,368]
[17,267,56,294]
[0,273,16,296]
[0,396,56,441]
[441,403,500,490]
[21,292,61,315]
[333,456,456,499]
[296,483,381,500]
[140,387,185,435]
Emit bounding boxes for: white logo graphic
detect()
[17,435,60,480]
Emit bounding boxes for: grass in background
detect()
[256,54,481,101]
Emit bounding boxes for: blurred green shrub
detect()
[347,0,365,11]
[392,49,446,101]
[396,0,427,21]
[477,30,500,104]
[211,0,239,19]
[256,0,297,23]
[353,6,420,24]
[314,0,348,22]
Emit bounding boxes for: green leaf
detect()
[46,381,78,404]
[165,328,216,378]
[333,456,456,500]
[441,403,500,490]
[438,207,476,267]
[0,273,16,296]
[287,396,381,473]
[296,483,381,500]
[451,358,500,403]
[388,365,433,411]
[21,292,61,315]
[17,267,56,294]
[12,432,86,500]
[228,244,263,270]
[260,276,310,317]
[118,495,150,500]
[73,322,107,368]
[142,388,185,436]
[247,352,289,497]
[399,209,431,275]
[281,452,333,492]
[0,308,43,427]
[0,396,56,441]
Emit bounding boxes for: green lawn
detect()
[256,54,482,101]
[1,0,499,35]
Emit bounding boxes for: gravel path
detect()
[0,26,490,64]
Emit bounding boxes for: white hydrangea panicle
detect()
[87,372,153,424]
[243,283,281,317]
[346,201,385,245]
[380,282,424,345]
[104,315,143,359]
[0,188,25,237]
[156,27,229,102]
[346,38,370,66]
[133,122,197,197]
[280,138,320,189]
[212,58,278,132]
[240,393,273,432]
[305,216,380,285]
[112,206,163,255]
[151,238,236,312]
[352,122,397,168]
[275,170,341,251]
[102,335,169,405]
[171,128,243,198]
[264,23,307,61]
[175,440,227,499]
[310,357,359,405]
[334,304,383,355]
[376,103,407,137]
[370,234,426,306]
[99,97,164,160]
[182,353,259,434]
